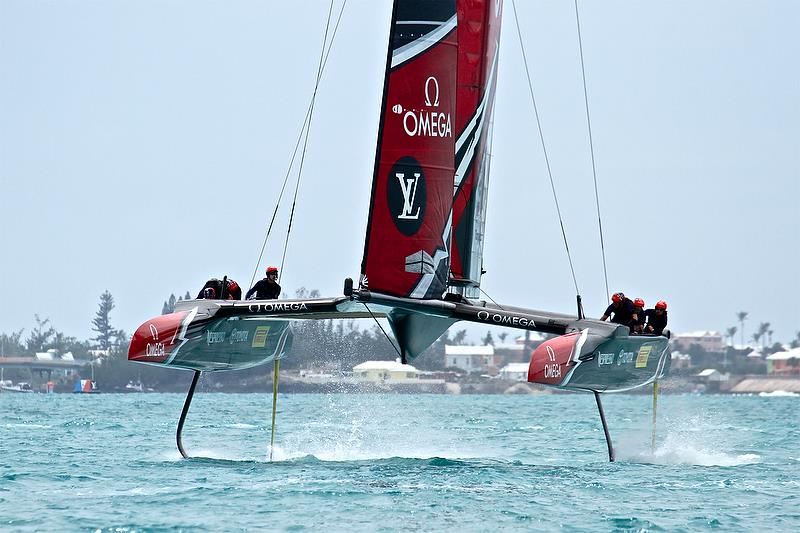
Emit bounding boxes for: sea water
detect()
[1,391,798,531]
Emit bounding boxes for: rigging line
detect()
[511,0,580,295]
[574,0,609,301]
[479,287,505,311]
[363,303,403,359]
[249,0,348,288]
[280,0,338,278]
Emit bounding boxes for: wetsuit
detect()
[246,279,281,300]
[644,309,668,336]
[604,299,636,328]
[634,308,646,333]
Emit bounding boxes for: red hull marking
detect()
[528,333,579,385]
[128,311,190,364]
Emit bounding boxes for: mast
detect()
[449,0,503,298]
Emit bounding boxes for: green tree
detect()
[184,291,191,300]
[26,315,56,354]
[752,331,762,347]
[91,291,117,349]
[0,329,25,356]
[726,326,737,347]
[757,322,770,349]
[482,331,494,346]
[736,311,748,347]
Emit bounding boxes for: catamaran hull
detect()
[128,307,294,371]
[127,297,374,372]
[128,292,671,393]
[528,331,670,393]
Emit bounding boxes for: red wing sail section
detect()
[361,0,457,299]
[450,0,503,296]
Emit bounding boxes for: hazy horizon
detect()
[1,1,797,345]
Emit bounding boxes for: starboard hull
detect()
[528,330,670,393]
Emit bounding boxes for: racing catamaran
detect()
[129,0,670,461]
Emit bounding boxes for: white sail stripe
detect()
[396,20,451,25]
[409,248,449,298]
[453,49,499,187]
[391,15,457,68]
[408,212,452,299]
[455,46,500,154]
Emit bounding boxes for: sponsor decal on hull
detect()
[251,326,270,349]
[528,333,578,386]
[128,309,194,364]
[635,345,652,368]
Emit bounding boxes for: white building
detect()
[672,331,725,353]
[498,362,530,381]
[352,360,419,381]
[444,345,496,372]
[696,368,729,382]
[766,348,800,374]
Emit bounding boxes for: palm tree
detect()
[726,326,737,347]
[736,311,748,347]
[758,322,770,349]
[752,332,762,347]
[768,329,774,347]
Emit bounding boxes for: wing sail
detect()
[361,0,458,299]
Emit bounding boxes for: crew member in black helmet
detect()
[197,278,242,300]
[246,266,281,300]
[600,292,638,331]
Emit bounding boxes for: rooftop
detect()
[445,345,494,355]
[352,360,419,372]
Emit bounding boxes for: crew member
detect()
[632,298,646,334]
[600,292,637,331]
[226,280,242,300]
[197,278,223,299]
[644,300,668,336]
[246,266,281,300]
[197,278,242,300]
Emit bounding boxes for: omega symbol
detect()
[424,76,440,107]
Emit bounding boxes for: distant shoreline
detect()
[25,374,797,395]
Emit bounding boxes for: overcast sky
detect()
[1,1,797,347]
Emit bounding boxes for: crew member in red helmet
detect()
[600,292,637,331]
[632,298,646,334]
[246,266,281,300]
[644,300,668,336]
